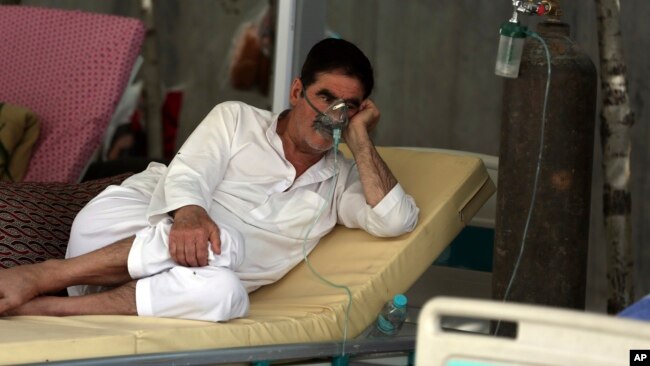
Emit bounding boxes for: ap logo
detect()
[631,350,650,365]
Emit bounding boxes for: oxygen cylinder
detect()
[492,20,597,327]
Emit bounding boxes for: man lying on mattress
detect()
[0,39,419,321]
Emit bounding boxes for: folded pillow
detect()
[0,174,131,268]
[0,103,41,182]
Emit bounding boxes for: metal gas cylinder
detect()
[492,20,597,323]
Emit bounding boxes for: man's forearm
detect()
[346,129,398,207]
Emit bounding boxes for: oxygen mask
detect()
[303,87,349,136]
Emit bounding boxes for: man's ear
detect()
[289,78,303,107]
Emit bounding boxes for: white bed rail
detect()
[416,297,650,366]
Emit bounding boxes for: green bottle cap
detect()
[500,21,528,38]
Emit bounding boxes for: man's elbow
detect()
[368,209,419,238]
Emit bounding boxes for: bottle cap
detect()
[393,294,407,308]
[499,21,528,38]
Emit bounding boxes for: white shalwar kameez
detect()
[66,101,419,322]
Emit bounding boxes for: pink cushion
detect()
[0,6,144,182]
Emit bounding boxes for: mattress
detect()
[0,146,495,364]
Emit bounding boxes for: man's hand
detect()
[169,205,221,267]
[344,99,380,147]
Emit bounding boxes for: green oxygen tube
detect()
[301,126,352,357]
[333,127,342,161]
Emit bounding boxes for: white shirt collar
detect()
[265,111,340,188]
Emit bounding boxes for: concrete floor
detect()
[406,265,492,309]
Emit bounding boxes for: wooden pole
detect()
[594,0,635,314]
[140,0,163,159]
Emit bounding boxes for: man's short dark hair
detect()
[300,38,374,100]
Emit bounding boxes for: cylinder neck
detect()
[536,20,570,38]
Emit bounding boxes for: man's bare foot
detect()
[0,264,48,315]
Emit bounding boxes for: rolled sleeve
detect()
[361,183,419,237]
[337,166,419,237]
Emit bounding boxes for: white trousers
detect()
[66,185,250,322]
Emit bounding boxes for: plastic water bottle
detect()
[374,294,408,336]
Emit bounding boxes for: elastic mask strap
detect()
[302,86,325,116]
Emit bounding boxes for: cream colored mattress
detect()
[0,146,495,364]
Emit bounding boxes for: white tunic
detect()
[117,101,419,292]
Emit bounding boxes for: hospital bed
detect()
[0,146,495,364]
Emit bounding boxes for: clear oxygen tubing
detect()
[301,127,353,356]
[495,29,552,335]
